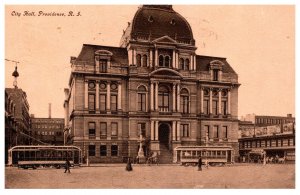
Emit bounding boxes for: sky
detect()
[4,4,295,118]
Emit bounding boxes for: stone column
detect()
[151,120,154,140]
[155,121,159,140]
[228,89,231,114]
[155,82,159,111]
[172,121,176,141]
[176,121,181,141]
[95,56,99,73]
[175,52,178,69]
[172,84,176,111]
[177,84,180,112]
[194,55,196,70]
[133,49,136,65]
[117,81,122,110]
[96,81,99,110]
[190,55,193,70]
[209,88,212,114]
[84,80,88,109]
[172,50,176,68]
[149,49,153,68]
[150,82,154,111]
[106,81,111,110]
[155,48,158,67]
[128,49,132,65]
[200,87,204,113]
[218,89,222,115]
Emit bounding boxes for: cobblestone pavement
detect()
[5,163,295,189]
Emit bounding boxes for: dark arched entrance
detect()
[159,123,170,146]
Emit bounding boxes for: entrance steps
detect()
[159,144,173,164]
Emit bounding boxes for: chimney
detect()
[287,114,292,118]
[49,103,51,118]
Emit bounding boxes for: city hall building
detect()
[64,5,240,163]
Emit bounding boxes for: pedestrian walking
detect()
[64,159,71,173]
[198,156,202,171]
[126,158,133,171]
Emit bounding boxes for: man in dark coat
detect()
[64,159,71,173]
[126,158,133,171]
[198,156,202,171]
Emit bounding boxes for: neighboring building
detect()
[64,5,240,163]
[5,88,31,164]
[5,90,17,164]
[238,114,295,162]
[5,88,31,145]
[31,118,64,145]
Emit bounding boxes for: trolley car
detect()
[7,145,82,169]
[174,146,234,166]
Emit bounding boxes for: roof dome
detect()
[120,5,195,47]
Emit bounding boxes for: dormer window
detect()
[213,69,218,81]
[95,50,113,73]
[170,19,176,25]
[209,60,224,81]
[148,15,154,22]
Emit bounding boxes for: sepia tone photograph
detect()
[3,1,296,190]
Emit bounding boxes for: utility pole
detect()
[5,59,20,88]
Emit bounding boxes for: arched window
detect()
[180,88,189,114]
[136,54,141,66]
[159,55,164,67]
[179,58,184,70]
[142,54,147,67]
[165,56,170,67]
[158,85,170,112]
[185,59,190,70]
[137,85,147,112]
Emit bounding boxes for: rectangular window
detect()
[181,124,189,137]
[222,126,228,139]
[204,125,210,139]
[100,145,107,156]
[111,95,117,111]
[221,101,227,115]
[88,122,96,137]
[89,145,95,156]
[111,145,118,156]
[138,123,146,137]
[213,69,218,81]
[203,100,209,115]
[100,122,107,136]
[212,100,218,115]
[213,125,219,138]
[100,94,106,111]
[138,93,146,111]
[181,96,189,114]
[99,59,108,73]
[88,94,95,111]
[111,122,118,136]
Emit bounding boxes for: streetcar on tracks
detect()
[174,146,234,166]
[7,145,82,169]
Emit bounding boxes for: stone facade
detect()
[64,5,240,163]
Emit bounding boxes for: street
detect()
[5,163,295,189]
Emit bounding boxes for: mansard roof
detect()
[74,44,237,74]
[196,55,237,74]
[75,44,128,66]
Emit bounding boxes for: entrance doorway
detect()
[159,123,170,147]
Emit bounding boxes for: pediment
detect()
[150,68,183,78]
[152,36,177,44]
